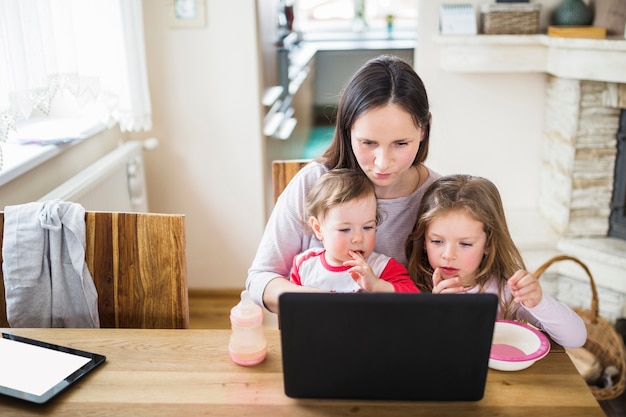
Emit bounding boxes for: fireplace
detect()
[609,109,626,240]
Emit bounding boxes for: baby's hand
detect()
[508,270,542,308]
[432,267,465,294]
[344,250,379,292]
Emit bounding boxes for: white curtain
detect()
[0,0,152,142]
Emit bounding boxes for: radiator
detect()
[38,140,154,212]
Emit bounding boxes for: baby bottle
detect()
[229,290,267,366]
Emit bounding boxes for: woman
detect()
[246,55,440,312]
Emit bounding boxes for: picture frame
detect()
[168,0,206,29]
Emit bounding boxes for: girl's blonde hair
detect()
[405,174,524,318]
[306,169,381,225]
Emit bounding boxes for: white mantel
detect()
[433,34,626,84]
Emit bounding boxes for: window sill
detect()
[0,117,106,188]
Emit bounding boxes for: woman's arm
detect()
[246,162,327,311]
[261,277,324,313]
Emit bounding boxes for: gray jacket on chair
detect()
[2,200,99,327]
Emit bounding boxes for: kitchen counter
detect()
[292,34,415,69]
[288,34,416,95]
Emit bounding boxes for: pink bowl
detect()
[489,320,550,371]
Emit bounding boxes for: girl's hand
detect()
[432,267,465,294]
[344,250,387,292]
[508,270,542,308]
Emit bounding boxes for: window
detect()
[0,0,152,154]
[294,0,418,36]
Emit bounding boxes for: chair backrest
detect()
[0,211,189,329]
[271,159,311,203]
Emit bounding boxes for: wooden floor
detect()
[188,288,279,330]
[188,289,242,329]
[189,289,626,416]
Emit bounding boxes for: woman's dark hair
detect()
[320,55,431,172]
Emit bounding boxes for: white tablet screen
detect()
[0,333,106,403]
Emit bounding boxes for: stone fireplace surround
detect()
[435,34,626,322]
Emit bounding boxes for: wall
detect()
[137,1,266,289]
[416,0,561,213]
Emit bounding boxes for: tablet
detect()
[0,332,106,404]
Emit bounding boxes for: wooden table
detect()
[0,329,605,416]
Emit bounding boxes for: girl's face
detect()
[424,210,488,287]
[351,103,424,198]
[309,196,377,266]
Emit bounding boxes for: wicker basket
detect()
[534,255,626,401]
[480,3,541,34]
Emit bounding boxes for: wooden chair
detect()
[271,159,311,203]
[0,211,189,329]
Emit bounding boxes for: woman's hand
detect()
[345,250,393,292]
[508,269,543,308]
[431,267,465,294]
[262,277,324,313]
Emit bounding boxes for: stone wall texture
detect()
[539,76,620,237]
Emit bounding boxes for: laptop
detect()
[278,292,498,402]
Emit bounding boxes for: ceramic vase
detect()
[552,0,593,26]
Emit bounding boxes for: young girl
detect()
[290,169,419,293]
[246,55,440,312]
[406,174,586,348]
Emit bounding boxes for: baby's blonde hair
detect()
[306,169,381,225]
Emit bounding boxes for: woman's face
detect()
[350,103,424,197]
